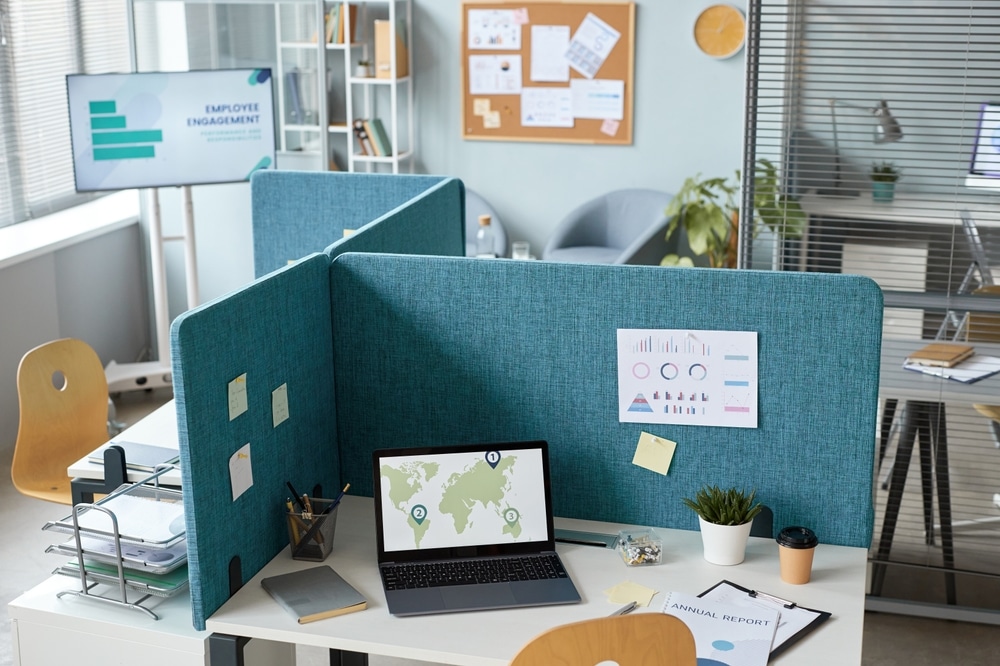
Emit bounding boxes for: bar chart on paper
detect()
[617,329,759,427]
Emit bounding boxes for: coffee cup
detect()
[776,526,818,584]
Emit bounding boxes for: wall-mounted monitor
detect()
[969,102,1000,178]
[66,69,276,192]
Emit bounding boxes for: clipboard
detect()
[698,580,831,658]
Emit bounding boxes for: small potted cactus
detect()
[683,484,763,565]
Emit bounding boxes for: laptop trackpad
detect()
[441,582,515,610]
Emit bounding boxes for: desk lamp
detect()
[825,98,904,196]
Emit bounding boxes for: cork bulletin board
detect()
[460,1,635,144]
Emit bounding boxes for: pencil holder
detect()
[286,498,339,561]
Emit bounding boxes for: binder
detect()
[374,19,408,79]
[698,580,831,658]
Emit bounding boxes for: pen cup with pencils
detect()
[286,497,339,561]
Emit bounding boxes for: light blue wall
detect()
[155,0,748,316]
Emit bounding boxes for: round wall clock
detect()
[694,4,746,59]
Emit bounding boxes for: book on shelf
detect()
[352,119,375,155]
[661,589,778,666]
[261,565,367,624]
[368,118,392,156]
[904,341,975,368]
[325,5,339,44]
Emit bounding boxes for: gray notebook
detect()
[261,565,367,624]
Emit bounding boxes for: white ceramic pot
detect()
[698,516,753,565]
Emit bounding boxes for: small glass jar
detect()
[617,528,663,566]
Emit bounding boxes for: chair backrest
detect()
[509,613,697,666]
[12,338,109,504]
[602,189,674,250]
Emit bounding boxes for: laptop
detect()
[372,440,581,616]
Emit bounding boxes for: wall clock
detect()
[694,4,746,59]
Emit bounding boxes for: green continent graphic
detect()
[502,518,522,538]
[407,515,431,547]
[439,457,516,534]
[380,462,440,509]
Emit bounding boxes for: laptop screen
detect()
[373,441,556,563]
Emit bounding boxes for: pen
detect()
[286,482,306,510]
[609,601,638,616]
[285,498,303,545]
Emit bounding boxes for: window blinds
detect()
[743,0,1000,612]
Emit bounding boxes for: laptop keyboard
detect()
[381,554,568,590]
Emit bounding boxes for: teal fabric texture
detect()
[171,172,883,631]
[250,170,461,277]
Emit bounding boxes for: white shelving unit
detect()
[273,0,413,173]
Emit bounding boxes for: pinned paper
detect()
[228,373,248,421]
[600,118,620,136]
[272,383,289,427]
[473,98,492,116]
[604,580,658,607]
[484,110,502,128]
[512,8,530,25]
[229,443,253,500]
[632,432,677,475]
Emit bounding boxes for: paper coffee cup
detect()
[776,526,818,584]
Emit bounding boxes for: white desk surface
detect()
[68,400,183,487]
[207,496,867,666]
[799,190,1000,227]
[880,338,1000,405]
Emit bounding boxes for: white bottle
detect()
[475,214,496,258]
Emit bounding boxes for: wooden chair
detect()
[509,613,697,666]
[12,338,110,504]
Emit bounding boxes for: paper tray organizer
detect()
[43,467,188,620]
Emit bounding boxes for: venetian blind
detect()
[0,0,128,228]
[741,0,1000,615]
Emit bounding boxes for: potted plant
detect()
[682,484,763,565]
[355,59,372,78]
[871,161,900,203]
[662,160,806,268]
[661,173,739,268]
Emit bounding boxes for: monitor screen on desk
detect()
[969,102,1000,178]
[66,69,276,192]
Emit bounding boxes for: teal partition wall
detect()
[251,171,465,277]
[171,254,338,631]
[328,255,883,550]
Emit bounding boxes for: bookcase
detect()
[275,0,414,173]
[128,0,412,174]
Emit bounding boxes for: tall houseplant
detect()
[683,485,763,565]
[661,174,739,268]
[662,160,805,268]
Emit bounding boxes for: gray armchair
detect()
[542,189,679,265]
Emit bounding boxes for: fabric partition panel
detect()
[171,253,339,630]
[250,171,464,277]
[323,177,467,262]
[329,255,883,549]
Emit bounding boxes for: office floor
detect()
[2,391,1000,666]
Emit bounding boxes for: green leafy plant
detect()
[661,173,739,269]
[753,158,805,240]
[682,485,763,526]
[871,161,901,183]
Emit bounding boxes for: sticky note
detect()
[600,118,620,136]
[473,98,492,116]
[512,8,530,24]
[483,110,501,128]
[229,443,253,500]
[272,383,289,428]
[632,431,677,475]
[228,373,248,421]
[604,580,658,607]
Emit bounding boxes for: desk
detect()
[207,496,868,666]
[799,191,1000,228]
[873,339,1000,612]
[8,575,292,666]
[68,400,184,491]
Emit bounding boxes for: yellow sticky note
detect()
[229,443,253,500]
[473,98,491,116]
[483,110,501,129]
[632,432,677,475]
[228,373,248,421]
[605,581,658,607]
[272,383,290,428]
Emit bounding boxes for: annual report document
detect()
[662,589,778,666]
